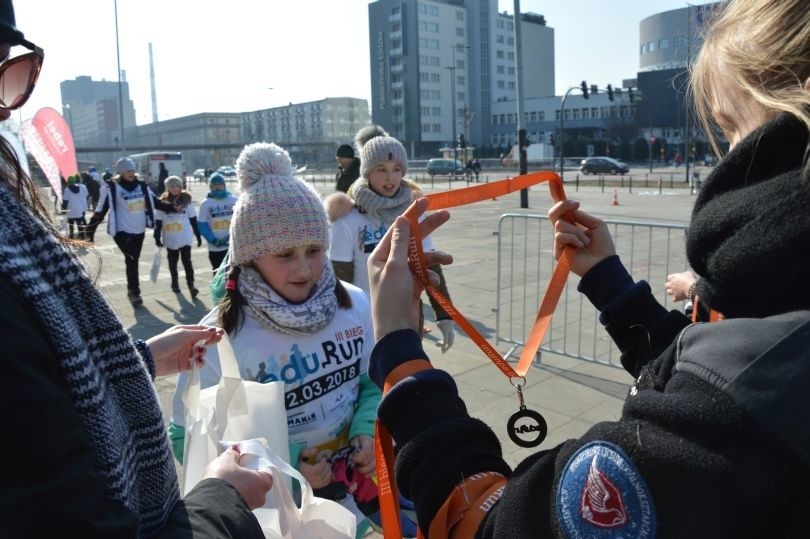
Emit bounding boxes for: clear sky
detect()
[12,0,703,127]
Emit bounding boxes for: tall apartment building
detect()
[368,0,554,157]
[60,75,137,154]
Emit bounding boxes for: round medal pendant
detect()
[507,407,548,447]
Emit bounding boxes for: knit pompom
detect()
[235,142,294,190]
[354,125,388,152]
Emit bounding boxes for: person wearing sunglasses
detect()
[0,1,275,536]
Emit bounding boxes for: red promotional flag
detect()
[31,107,78,180]
[19,118,64,206]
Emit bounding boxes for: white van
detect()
[129,152,185,190]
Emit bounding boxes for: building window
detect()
[456,27,464,37]
[496,35,504,43]
[659,38,669,49]
[673,35,686,48]
[591,107,597,117]
[530,111,537,122]
[497,65,505,74]
[640,44,646,54]
[497,19,504,29]
[430,72,440,83]
[581,108,589,119]
[497,80,505,89]
[496,50,505,59]
[420,72,429,82]
[430,56,440,66]
[507,37,514,45]
[538,111,545,121]
[507,81,515,90]
[456,10,464,20]
[499,114,505,124]
[507,52,514,60]
[647,41,656,52]
[555,110,560,120]
[507,66,515,75]
[492,114,498,124]
[573,109,580,120]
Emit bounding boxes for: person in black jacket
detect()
[366,1,810,536]
[87,156,175,305]
[335,143,360,193]
[0,3,273,536]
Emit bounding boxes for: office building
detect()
[368,0,554,157]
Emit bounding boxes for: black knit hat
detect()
[0,0,24,46]
[335,144,354,159]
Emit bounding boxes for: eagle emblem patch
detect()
[556,441,656,538]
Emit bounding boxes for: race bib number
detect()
[213,219,231,231]
[127,199,145,213]
[164,222,183,233]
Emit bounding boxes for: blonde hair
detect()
[691,0,810,155]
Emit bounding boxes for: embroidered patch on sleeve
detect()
[556,441,656,538]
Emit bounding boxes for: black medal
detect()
[507,378,547,448]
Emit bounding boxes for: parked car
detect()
[580,156,629,175]
[192,168,207,180]
[216,165,237,178]
[427,158,466,178]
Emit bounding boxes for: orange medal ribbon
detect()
[374,171,571,538]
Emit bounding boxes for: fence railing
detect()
[494,214,689,368]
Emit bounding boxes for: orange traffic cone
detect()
[611,189,620,206]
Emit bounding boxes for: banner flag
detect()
[19,107,78,207]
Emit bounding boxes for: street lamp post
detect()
[63,104,74,134]
[114,0,126,154]
[558,86,582,183]
[447,46,458,166]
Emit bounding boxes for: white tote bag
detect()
[180,335,355,539]
[181,333,291,495]
[237,438,356,539]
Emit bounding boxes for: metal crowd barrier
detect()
[494,213,689,368]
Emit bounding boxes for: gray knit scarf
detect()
[0,184,178,536]
[239,262,338,336]
[348,177,413,224]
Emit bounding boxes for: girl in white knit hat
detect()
[169,142,381,532]
[325,125,456,354]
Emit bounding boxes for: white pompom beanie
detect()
[229,142,328,266]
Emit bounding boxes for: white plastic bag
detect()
[237,438,356,539]
[150,247,162,283]
[181,333,291,495]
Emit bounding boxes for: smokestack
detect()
[149,42,158,123]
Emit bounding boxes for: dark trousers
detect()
[114,231,145,295]
[168,245,195,287]
[208,249,228,274]
[67,215,87,239]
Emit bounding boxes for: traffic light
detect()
[580,80,589,99]
[458,134,466,149]
[607,84,614,102]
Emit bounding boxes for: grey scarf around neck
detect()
[349,177,413,224]
[239,262,338,336]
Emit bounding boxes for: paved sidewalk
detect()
[82,173,696,528]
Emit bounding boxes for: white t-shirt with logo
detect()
[62,184,88,218]
[155,202,197,250]
[198,193,238,252]
[328,208,435,294]
[171,283,373,458]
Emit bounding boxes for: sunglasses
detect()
[0,36,44,111]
